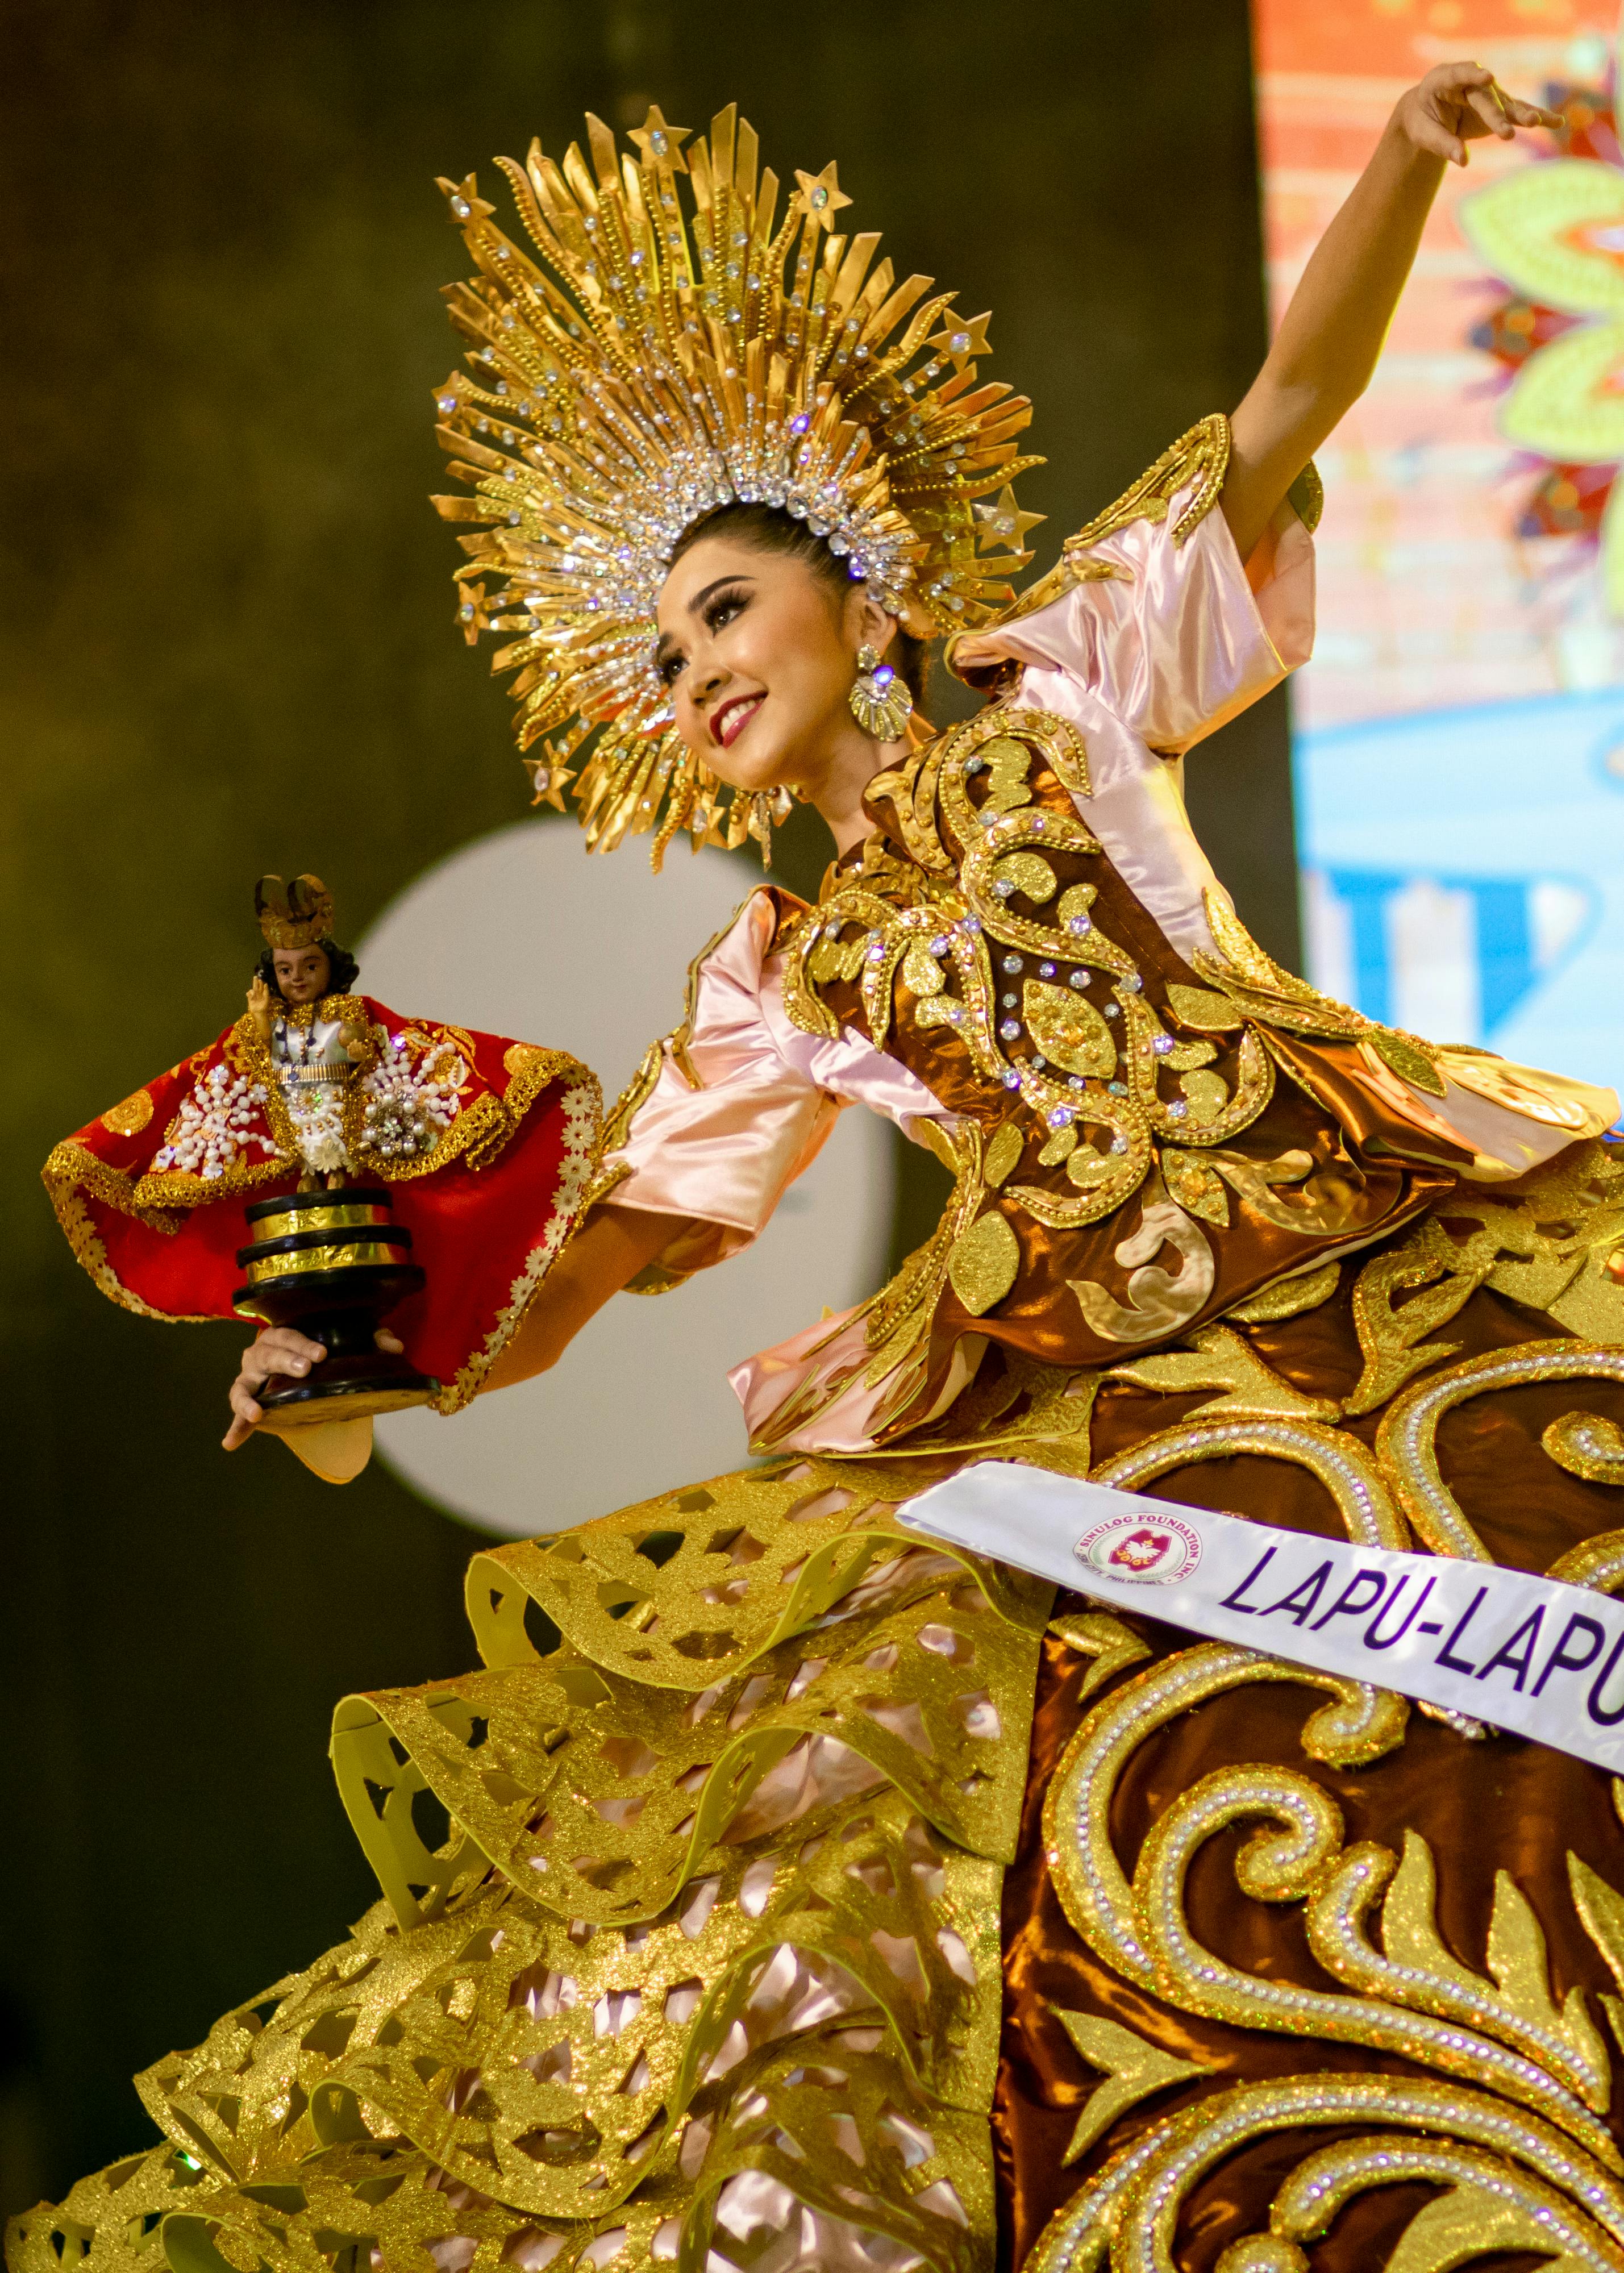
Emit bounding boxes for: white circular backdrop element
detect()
[357,820,891,1538]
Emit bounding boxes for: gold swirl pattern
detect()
[781,707,1277,1247]
[34,409,1624,2273]
[1224,2138,1624,2272]
[1047,1609,1155,1698]
[1042,1643,1410,1995]
[1305,1827,1612,2112]
[1094,1413,1409,1550]
[1132,1765,1618,2160]
[98,1088,154,1137]
[1551,1529,1624,1592]
[1117,992,1273,1148]
[1548,1414,1624,1488]
[1377,1341,1624,1561]
[1013,1331,1624,2268]
[1113,2077,1624,2273]
[1028,2077,1624,2273]
[28,1300,1624,2268]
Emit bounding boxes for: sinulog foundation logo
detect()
[1074,1509,1203,1585]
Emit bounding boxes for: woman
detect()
[20,63,1624,2273]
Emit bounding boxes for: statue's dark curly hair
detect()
[253,936,360,1001]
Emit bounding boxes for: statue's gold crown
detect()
[432,104,1044,868]
[256,874,334,950]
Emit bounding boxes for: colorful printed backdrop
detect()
[1254,0,1624,1092]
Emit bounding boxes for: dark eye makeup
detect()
[703,583,749,630]
[657,582,751,686]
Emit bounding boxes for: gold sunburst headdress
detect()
[432,105,1044,867]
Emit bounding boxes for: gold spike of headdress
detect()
[431,103,1044,868]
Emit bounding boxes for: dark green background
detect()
[1,0,1295,2224]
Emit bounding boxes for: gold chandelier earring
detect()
[847,644,914,741]
[746,784,794,868]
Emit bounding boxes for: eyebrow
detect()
[654,572,757,667]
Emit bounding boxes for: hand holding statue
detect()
[223,1324,405,1450]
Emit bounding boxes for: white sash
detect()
[898,1463,1624,1775]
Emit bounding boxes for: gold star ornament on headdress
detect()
[432,106,1044,868]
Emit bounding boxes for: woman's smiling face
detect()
[655,534,895,794]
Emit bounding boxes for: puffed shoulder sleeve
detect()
[952,415,1317,754]
[599,889,843,1285]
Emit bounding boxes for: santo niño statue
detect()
[43,872,599,1475]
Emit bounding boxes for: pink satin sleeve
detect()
[984,486,1314,754]
[951,483,1316,962]
[608,890,951,1281]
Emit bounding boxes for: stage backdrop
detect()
[1254,0,1624,1096]
[2,0,1291,2227]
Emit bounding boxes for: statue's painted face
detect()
[272,946,332,1005]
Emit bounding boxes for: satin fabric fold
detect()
[952,494,1314,962]
[611,889,954,1283]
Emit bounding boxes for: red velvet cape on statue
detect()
[40,877,601,1474]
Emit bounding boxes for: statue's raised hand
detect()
[246,971,274,1043]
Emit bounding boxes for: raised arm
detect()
[1222,62,1558,560]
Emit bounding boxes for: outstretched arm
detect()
[222,1202,684,1447]
[1222,62,1558,560]
[480,1203,682,1390]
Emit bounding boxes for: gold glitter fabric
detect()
[24,1190,1624,2272]
[24,426,1624,2272]
[9,1456,1056,2273]
[26,1178,1624,2273]
[990,1189,1624,2272]
[748,696,1486,1453]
